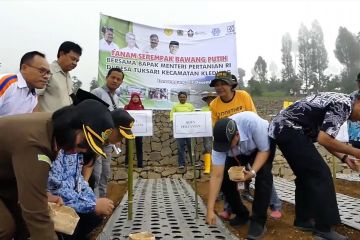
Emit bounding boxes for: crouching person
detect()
[206,111,275,240]
[48,150,114,239]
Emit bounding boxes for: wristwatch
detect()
[250,169,257,178]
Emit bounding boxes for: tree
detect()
[334,27,360,92]
[297,23,312,92]
[72,76,82,93]
[90,77,99,91]
[253,56,268,83]
[247,77,263,96]
[309,20,328,91]
[281,33,296,84]
[237,68,245,89]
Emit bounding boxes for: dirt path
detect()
[92,178,360,239]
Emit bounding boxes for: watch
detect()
[250,169,257,178]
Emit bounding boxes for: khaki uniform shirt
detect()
[37,61,73,112]
[0,112,57,239]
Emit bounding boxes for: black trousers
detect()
[59,212,103,240]
[273,126,341,227]
[125,137,143,167]
[221,141,275,225]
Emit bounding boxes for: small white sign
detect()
[127,110,153,136]
[173,112,212,138]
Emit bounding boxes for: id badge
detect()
[237,182,244,191]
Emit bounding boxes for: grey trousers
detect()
[93,145,112,198]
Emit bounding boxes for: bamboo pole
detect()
[127,139,134,220]
[188,138,199,219]
[332,155,337,180]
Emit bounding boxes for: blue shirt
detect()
[48,150,96,213]
[348,90,360,142]
[212,111,270,165]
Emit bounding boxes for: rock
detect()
[148,172,161,179]
[159,157,173,165]
[140,171,148,178]
[162,139,171,147]
[149,152,161,161]
[113,169,128,180]
[143,143,151,153]
[161,147,172,157]
[151,142,162,151]
[153,167,164,173]
[161,168,177,177]
[160,133,170,142]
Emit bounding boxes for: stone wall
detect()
[110,97,358,182]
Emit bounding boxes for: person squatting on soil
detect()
[269,92,360,240]
[206,111,276,239]
[47,89,135,239]
[170,91,195,168]
[0,100,116,239]
[124,92,145,168]
[209,71,282,221]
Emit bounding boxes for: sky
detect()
[0,0,359,90]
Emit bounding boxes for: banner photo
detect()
[127,110,153,137]
[173,112,212,138]
[99,14,237,109]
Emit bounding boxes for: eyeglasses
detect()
[27,65,52,77]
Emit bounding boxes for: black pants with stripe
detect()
[221,142,275,226]
[273,126,341,227]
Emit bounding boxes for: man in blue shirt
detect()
[206,111,275,240]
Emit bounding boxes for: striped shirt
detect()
[0,73,37,116]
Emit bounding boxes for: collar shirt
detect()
[99,38,120,52]
[36,61,73,112]
[0,73,37,116]
[48,150,96,213]
[0,112,56,238]
[91,85,119,111]
[212,111,270,166]
[269,92,352,141]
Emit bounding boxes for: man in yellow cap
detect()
[0,99,116,239]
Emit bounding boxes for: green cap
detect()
[209,71,238,88]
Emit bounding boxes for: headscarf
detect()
[124,92,144,110]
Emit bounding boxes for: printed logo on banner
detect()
[187,29,194,37]
[212,28,221,36]
[164,29,174,36]
[227,25,235,34]
[177,30,184,36]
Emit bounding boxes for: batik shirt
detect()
[48,150,96,213]
[269,92,352,141]
[348,90,360,142]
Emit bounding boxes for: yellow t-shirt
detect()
[169,102,195,121]
[210,90,256,125]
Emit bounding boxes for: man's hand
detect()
[344,156,360,171]
[239,170,255,181]
[206,210,217,225]
[95,198,114,216]
[47,192,64,206]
